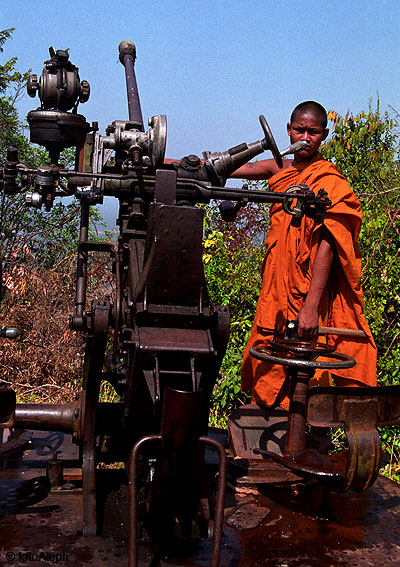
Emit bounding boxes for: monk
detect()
[230,101,377,409]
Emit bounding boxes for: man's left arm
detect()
[297,227,334,338]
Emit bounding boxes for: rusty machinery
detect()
[227,321,400,520]
[0,41,399,566]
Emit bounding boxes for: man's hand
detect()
[297,303,319,338]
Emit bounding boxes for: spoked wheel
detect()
[250,342,356,369]
[250,339,357,481]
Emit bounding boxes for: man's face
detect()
[287,113,329,163]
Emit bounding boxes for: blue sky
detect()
[2,0,399,223]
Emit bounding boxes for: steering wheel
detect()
[250,343,355,370]
[259,115,283,169]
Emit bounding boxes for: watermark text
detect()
[5,551,69,563]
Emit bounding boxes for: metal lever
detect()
[280,140,309,157]
[119,40,144,131]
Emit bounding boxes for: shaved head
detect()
[290,101,328,129]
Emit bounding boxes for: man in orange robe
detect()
[232,101,377,408]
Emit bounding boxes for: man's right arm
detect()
[229,158,282,180]
[163,157,289,180]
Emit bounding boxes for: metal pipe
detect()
[207,187,312,203]
[14,401,124,436]
[199,435,227,567]
[14,402,78,434]
[284,368,313,456]
[118,41,144,130]
[67,175,315,204]
[72,200,90,330]
[128,435,162,567]
[280,140,309,157]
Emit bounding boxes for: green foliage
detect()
[380,426,400,483]
[203,199,270,421]
[0,28,41,166]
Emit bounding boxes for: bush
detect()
[203,199,270,422]
[0,251,115,403]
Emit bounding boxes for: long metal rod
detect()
[18,166,323,203]
[13,401,124,436]
[199,436,227,567]
[65,174,317,204]
[118,41,144,130]
[14,402,77,433]
[74,200,90,327]
[128,435,162,567]
[284,368,313,456]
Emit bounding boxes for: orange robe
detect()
[241,154,377,408]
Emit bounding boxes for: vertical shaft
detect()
[75,200,89,322]
[284,367,314,456]
[118,40,144,131]
[199,436,227,567]
[128,435,162,567]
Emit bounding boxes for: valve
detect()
[283,187,331,226]
[101,114,167,168]
[283,184,315,227]
[25,165,57,211]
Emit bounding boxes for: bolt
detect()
[79,80,90,103]
[27,74,38,98]
[187,154,200,166]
